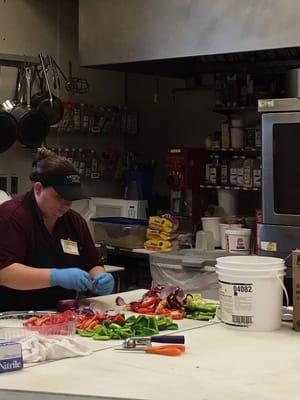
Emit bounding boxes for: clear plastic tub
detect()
[0,311,77,340]
[91,217,147,249]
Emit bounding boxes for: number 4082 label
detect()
[219,280,254,327]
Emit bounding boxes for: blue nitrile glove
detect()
[93,273,115,295]
[50,268,93,292]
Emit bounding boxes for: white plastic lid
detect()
[225,228,251,235]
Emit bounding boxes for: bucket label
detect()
[219,280,253,327]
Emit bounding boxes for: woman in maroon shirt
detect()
[0,148,114,311]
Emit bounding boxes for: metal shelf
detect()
[212,106,258,114]
[206,147,261,153]
[0,53,38,67]
[200,184,261,191]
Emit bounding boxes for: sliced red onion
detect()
[80,307,96,316]
[174,287,186,301]
[115,296,126,306]
[104,308,119,317]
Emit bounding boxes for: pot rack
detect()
[0,52,38,68]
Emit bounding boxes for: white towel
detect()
[20,334,92,363]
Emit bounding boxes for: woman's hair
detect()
[31,147,77,177]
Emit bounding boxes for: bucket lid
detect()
[216,255,284,268]
[224,228,251,235]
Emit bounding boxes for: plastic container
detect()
[195,230,214,250]
[201,217,222,247]
[216,255,286,331]
[0,311,77,340]
[231,127,244,148]
[150,248,227,300]
[225,228,251,254]
[91,217,147,249]
[219,223,243,250]
[217,189,238,216]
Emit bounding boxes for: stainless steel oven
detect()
[258,98,300,269]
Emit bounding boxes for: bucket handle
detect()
[276,272,289,307]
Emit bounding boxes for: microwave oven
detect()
[88,197,148,220]
[258,98,300,266]
[259,98,300,226]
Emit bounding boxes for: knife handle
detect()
[150,335,185,344]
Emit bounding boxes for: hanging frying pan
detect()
[10,66,49,148]
[0,107,18,153]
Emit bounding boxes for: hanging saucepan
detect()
[0,106,18,153]
[31,54,64,126]
[7,66,49,148]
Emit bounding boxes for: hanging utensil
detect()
[50,57,89,94]
[31,54,64,126]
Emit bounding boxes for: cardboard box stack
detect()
[144,214,179,251]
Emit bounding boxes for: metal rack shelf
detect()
[0,53,38,67]
[206,147,261,153]
[212,106,258,114]
[200,184,261,191]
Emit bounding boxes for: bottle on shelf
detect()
[73,104,81,131]
[245,127,256,148]
[220,157,229,185]
[229,155,239,186]
[253,156,262,188]
[255,123,262,148]
[221,121,230,149]
[205,155,213,184]
[85,150,92,178]
[230,119,244,149]
[243,157,254,188]
[80,103,89,132]
[236,156,245,186]
[78,148,86,176]
[91,150,100,179]
[209,154,221,185]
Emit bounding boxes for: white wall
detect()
[0,0,124,196]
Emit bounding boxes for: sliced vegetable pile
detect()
[116,285,186,319]
[185,294,218,321]
[115,285,218,321]
[77,314,178,340]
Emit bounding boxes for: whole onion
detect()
[57,299,79,312]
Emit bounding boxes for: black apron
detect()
[0,193,85,311]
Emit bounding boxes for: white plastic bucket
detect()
[216,255,286,331]
[219,223,243,250]
[225,228,251,254]
[201,217,222,247]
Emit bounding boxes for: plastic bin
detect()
[150,248,227,300]
[0,311,76,340]
[91,217,147,249]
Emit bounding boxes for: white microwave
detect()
[89,197,148,220]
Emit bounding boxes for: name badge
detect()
[60,239,79,255]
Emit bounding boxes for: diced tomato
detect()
[169,310,185,320]
[135,307,156,315]
[139,297,159,308]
